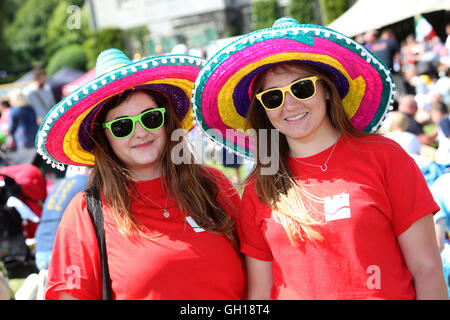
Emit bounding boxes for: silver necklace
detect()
[292,138,339,172]
[136,190,170,218]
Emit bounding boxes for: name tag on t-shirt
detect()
[186,216,206,232]
[324,193,351,222]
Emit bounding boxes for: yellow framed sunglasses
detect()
[256,76,320,110]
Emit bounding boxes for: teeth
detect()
[286,113,307,121]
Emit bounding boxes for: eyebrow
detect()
[262,76,310,91]
[112,107,157,121]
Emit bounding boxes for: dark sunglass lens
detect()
[141,110,163,129]
[261,90,283,109]
[291,80,315,99]
[111,119,133,138]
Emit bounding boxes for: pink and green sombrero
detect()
[36,48,206,170]
[192,17,395,159]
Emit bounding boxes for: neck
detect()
[129,163,163,181]
[287,120,340,158]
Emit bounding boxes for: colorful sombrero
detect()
[36,48,206,169]
[192,17,395,159]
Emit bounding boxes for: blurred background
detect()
[0,0,449,300]
[0,0,448,98]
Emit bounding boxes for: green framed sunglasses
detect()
[102,108,166,139]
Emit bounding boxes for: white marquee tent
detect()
[327,0,450,37]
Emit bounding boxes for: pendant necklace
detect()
[136,190,170,218]
[292,136,340,172]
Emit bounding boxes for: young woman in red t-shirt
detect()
[37,49,245,299]
[191,17,448,299]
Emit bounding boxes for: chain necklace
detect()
[292,137,340,172]
[136,189,170,218]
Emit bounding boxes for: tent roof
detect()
[328,0,450,37]
[61,67,96,97]
[48,67,85,87]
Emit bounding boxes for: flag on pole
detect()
[415,15,437,42]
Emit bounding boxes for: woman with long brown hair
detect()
[37,48,245,300]
[192,17,447,299]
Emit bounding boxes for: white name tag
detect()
[324,193,351,222]
[186,216,205,232]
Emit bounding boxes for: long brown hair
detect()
[245,62,369,243]
[89,89,238,250]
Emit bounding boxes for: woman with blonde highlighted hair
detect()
[192,18,447,299]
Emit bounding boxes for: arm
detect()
[397,213,448,299]
[434,219,446,252]
[245,255,273,300]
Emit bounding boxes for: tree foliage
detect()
[83,28,126,69]
[5,0,59,67]
[46,0,90,58]
[287,0,315,25]
[319,0,349,25]
[46,44,88,75]
[252,0,280,31]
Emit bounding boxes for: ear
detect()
[325,88,331,100]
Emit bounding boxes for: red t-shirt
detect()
[45,167,245,300]
[238,134,439,300]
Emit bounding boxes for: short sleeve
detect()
[45,192,102,300]
[237,184,273,261]
[386,151,440,237]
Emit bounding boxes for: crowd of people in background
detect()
[357,23,450,296]
[0,19,449,300]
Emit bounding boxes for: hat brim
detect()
[36,54,206,168]
[193,25,395,159]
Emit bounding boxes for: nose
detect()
[283,90,298,111]
[132,120,148,138]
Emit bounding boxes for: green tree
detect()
[46,44,88,75]
[123,26,151,57]
[252,0,280,31]
[46,0,90,59]
[287,0,315,25]
[0,0,10,70]
[5,0,59,67]
[319,0,349,25]
[83,28,126,69]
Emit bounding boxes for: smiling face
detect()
[260,64,337,148]
[104,91,167,180]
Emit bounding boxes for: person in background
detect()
[431,100,450,166]
[7,89,38,151]
[363,29,378,51]
[397,94,436,145]
[34,166,92,271]
[23,67,56,126]
[383,111,431,168]
[0,100,11,136]
[429,172,450,299]
[371,29,405,97]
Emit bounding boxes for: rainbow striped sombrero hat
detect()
[36,48,206,169]
[192,17,395,159]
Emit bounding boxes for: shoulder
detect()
[240,175,261,204]
[57,190,92,234]
[342,134,413,164]
[344,133,405,151]
[200,165,234,189]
